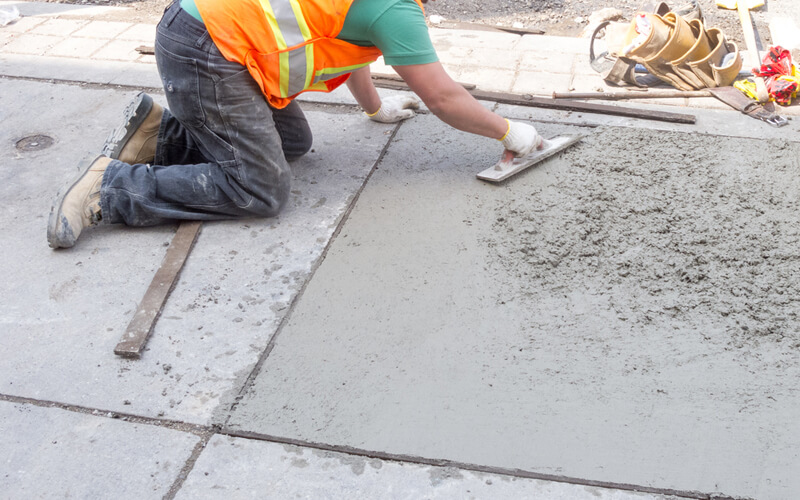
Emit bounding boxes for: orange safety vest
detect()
[195,0,425,109]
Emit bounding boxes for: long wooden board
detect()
[114,221,202,359]
[469,89,697,124]
[369,78,697,124]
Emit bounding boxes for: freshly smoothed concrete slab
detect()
[0,400,198,498]
[0,79,394,424]
[226,114,800,499]
[177,435,674,500]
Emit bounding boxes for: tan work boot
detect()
[102,92,163,165]
[47,155,111,249]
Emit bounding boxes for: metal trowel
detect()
[476,135,583,183]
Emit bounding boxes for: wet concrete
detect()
[225,114,800,499]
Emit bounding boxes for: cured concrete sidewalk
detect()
[2,2,799,499]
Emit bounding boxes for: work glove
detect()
[366,95,420,123]
[500,120,543,157]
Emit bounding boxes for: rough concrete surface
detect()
[0,79,394,424]
[177,435,678,500]
[0,400,199,498]
[226,114,800,499]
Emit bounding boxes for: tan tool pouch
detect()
[637,13,700,90]
[590,21,646,87]
[591,2,741,91]
[711,40,743,86]
[688,28,742,88]
[668,19,712,89]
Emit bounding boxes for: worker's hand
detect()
[501,120,543,157]
[367,95,420,123]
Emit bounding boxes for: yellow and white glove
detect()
[366,95,420,123]
[500,120,543,157]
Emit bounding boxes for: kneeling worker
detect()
[48,0,542,249]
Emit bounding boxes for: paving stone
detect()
[0,79,394,426]
[29,18,87,37]
[73,20,134,39]
[92,38,142,61]
[177,435,670,500]
[367,56,394,76]
[106,61,163,88]
[452,66,515,92]
[1,15,46,33]
[567,73,615,93]
[518,51,578,74]
[3,33,63,55]
[10,2,124,18]
[433,44,472,66]
[571,52,604,77]
[512,70,573,95]
[518,33,590,54]
[0,52,132,84]
[468,46,522,70]
[117,23,157,42]
[429,28,520,50]
[46,36,109,58]
[0,400,198,499]
[0,30,17,48]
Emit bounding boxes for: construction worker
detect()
[47,0,542,249]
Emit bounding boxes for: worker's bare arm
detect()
[345,66,381,115]
[393,62,508,139]
[346,62,539,157]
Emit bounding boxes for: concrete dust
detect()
[490,125,800,351]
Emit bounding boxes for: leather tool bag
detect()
[590,1,742,90]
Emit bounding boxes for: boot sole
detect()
[101,92,154,160]
[47,155,105,249]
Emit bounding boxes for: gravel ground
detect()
[40,0,772,46]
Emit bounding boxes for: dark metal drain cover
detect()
[16,134,54,152]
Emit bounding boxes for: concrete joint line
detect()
[508,39,524,92]
[0,393,210,436]
[217,427,737,500]
[163,431,215,500]
[567,53,579,93]
[218,122,406,427]
[0,73,163,93]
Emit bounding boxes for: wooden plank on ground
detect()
[372,74,476,91]
[370,78,697,124]
[114,221,202,359]
[470,89,697,124]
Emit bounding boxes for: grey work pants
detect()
[100,1,312,226]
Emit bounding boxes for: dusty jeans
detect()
[100,1,312,226]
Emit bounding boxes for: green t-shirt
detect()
[338,0,438,66]
[181,0,438,66]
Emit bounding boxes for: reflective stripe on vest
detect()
[258,0,311,97]
[258,0,372,97]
